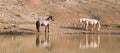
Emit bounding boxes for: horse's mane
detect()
[46,16,53,20]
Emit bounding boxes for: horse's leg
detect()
[37,26,40,32]
[48,24,49,33]
[45,31,47,40]
[97,22,101,31]
[85,23,88,30]
[91,24,95,31]
[45,26,47,33]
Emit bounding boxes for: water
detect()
[0,34,120,53]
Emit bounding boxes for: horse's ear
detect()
[49,16,53,18]
[50,16,54,21]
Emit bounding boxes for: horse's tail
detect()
[97,21,101,31]
[36,20,40,32]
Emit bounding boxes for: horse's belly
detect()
[41,23,45,26]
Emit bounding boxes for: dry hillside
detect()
[0,0,120,34]
[0,0,120,24]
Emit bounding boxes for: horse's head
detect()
[79,18,83,23]
[79,18,87,23]
[46,16,54,21]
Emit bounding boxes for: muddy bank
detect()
[0,24,120,35]
[0,29,120,35]
[0,29,35,35]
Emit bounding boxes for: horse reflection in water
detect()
[36,33,52,51]
[79,35,100,49]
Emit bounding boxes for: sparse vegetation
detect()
[14,12,21,17]
[111,24,120,27]
[0,0,120,24]
[0,0,120,34]
[102,24,120,28]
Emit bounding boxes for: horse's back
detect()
[80,18,99,24]
[91,19,99,24]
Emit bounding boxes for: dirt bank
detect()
[0,23,120,35]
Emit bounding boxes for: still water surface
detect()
[0,34,120,53]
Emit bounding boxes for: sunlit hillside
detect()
[0,0,120,26]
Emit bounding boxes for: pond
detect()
[0,34,120,53]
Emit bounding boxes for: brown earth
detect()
[0,0,120,35]
[0,23,120,35]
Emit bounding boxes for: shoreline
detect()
[0,29,120,35]
[0,24,120,35]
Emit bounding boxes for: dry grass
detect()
[0,0,120,24]
[0,0,120,34]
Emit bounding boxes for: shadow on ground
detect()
[60,26,85,30]
[0,27,36,35]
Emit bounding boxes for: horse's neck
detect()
[82,19,89,23]
[46,17,50,20]
[46,18,52,22]
[82,19,92,24]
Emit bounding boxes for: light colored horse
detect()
[79,18,101,31]
[36,16,54,33]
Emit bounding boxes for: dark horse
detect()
[36,16,54,33]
